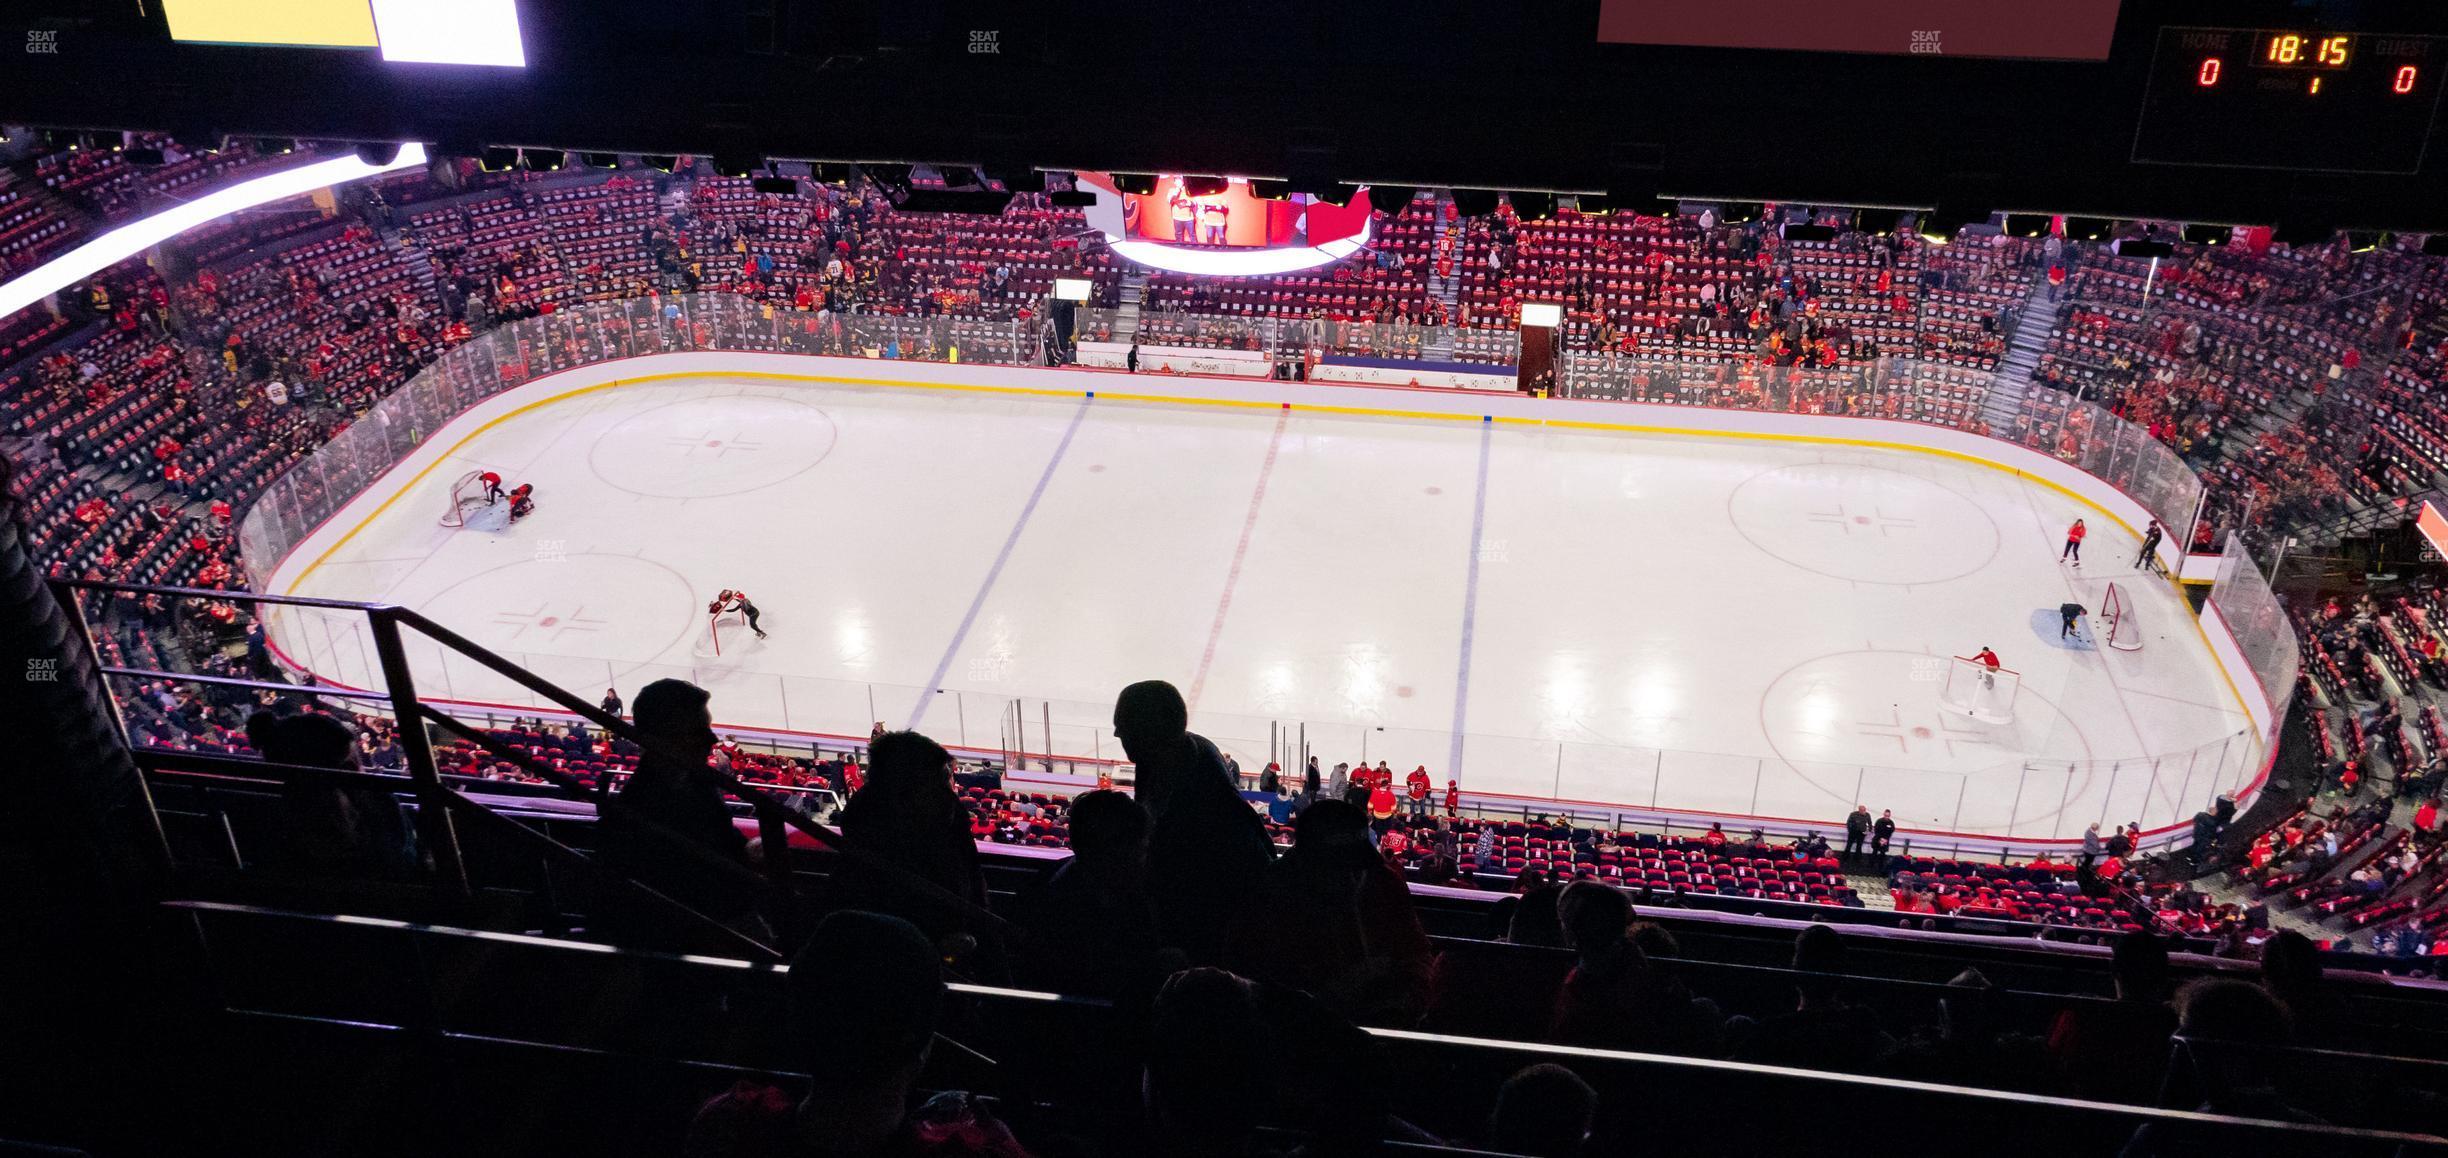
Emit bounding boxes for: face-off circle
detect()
[1757,648,2098,832]
[587,394,838,499]
[1727,462,2001,585]
[417,554,703,699]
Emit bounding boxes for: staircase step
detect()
[1972,279,2068,427]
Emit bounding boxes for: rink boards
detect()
[255,352,2277,854]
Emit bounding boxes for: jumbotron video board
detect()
[1072,173,1378,276]
[1596,0,2123,60]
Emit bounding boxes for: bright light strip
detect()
[1520,302,1565,328]
[1052,277,1092,302]
[0,143,428,324]
[1106,228,1373,277]
[372,0,527,66]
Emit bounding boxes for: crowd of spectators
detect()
[22,138,2448,1155]
[14,142,2448,589]
[2037,234,2448,544]
[17,147,2448,947]
[159,670,2446,1155]
[2239,588,2448,959]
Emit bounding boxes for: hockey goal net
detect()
[692,607,748,658]
[2099,581,2144,651]
[438,470,490,527]
[1939,656,2020,724]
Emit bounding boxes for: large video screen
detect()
[1122,178,1302,248]
[1597,0,2121,60]
[1072,173,1377,276]
[162,0,526,65]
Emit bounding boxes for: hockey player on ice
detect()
[714,589,769,639]
[1971,646,2002,692]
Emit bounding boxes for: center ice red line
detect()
[1187,404,1292,711]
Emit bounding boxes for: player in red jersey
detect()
[1971,646,2002,694]
[479,470,504,504]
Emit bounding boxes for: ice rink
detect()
[265,372,2262,842]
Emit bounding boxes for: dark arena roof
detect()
[7,0,2448,230]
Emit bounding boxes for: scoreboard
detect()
[2133,27,2448,173]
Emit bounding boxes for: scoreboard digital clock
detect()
[2252,32,2354,70]
[2134,27,2448,173]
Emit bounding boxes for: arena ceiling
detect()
[7,0,2448,232]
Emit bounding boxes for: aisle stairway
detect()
[1424,197,1465,360]
[1978,278,2066,429]
[1112,267,1147,343]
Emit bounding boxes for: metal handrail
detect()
[61,577,1019,944]
[387,606,1017,937]
[140,748,782,960]
[156,898,2448,1151]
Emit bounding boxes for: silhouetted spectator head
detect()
[630,678,715,771]
[1490,1063,1597,1158]
[1286,796,1380,872]
[865,729,954,793]
[2112,930,2171,1002]
[1557,881,1632,956]
[2258,930,2323,1012]
[1066,789,1149,864]
[1145,968,1270,1145]
[1627,921,1680,959]
[1507,883,1567,947]
[1793,924,1849,1006]
[1292,795,1368,843]
[1794,923,1847,971]
[1941,967,1997,1036]
[2177,978,2291,1047]
[257,711,355,768]
[786,911,943,1091]
[244,708,285,755]
[2174,976,2297,1110]
[1483,894,1522,939]
[1113,679,1189,762]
